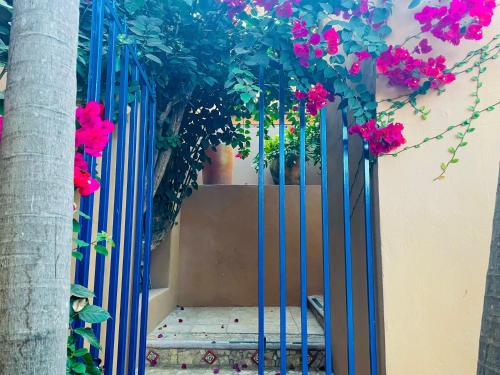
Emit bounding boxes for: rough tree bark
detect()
[477,165,500,375]
[0,1,79,374]
[153,92,192,197]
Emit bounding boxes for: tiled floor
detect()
[148,306,325,349]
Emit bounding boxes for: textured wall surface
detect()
[377,7,500,375]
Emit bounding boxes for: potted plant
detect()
[202,143,235,185]
[253,124,320,185]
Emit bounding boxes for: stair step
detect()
[307,296,325,329]
[145,346,326,370]
[146,368,326,375]
[146,307,326,371]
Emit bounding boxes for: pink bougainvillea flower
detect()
[323,28,340,55]
[309,33,321,45]
[314,48,324,58]
[349,61,361,75]
[74,169,101,196]
[74,151,101,196]
[355,51,372,61]
[414,0,496,45]
[376,45,455,90]
[294,90,307,100]
[413,38,433,54]
[293,43,310,59]
[349,119,406,155]
[75,101,114,157]
[306,83,330,116]
[292,19,309,39]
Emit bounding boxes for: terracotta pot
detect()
[202,144,234,185]
[269,157,300,185]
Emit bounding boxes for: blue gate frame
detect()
[256,68,379,375]
[77,2,379,374]
[74,1,156,374]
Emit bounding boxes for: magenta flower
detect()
[309,33,321,45]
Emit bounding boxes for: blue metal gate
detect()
[74,1,156,374]
[256,68,379,375]
[78,2,379,374]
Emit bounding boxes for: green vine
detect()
[377,35,500,179]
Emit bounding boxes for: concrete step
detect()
[146,368,326,374]
[307,296,325,329]
[145,306,326,371]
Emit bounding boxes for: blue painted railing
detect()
[256,69,378,375]
[75,1,156,374]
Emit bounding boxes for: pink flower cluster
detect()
[74,152,100,196]
[376,45,456,89]
[76,101,114,157]
[415,0,496,45]
[349,51,372,75]
[349,119,406,155]
[295,83,332,116]
[74,102,114,196]
[292,22,340,67]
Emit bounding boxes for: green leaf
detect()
[145,53,163,65]
[73,348,89,358]
[71,362,86,374]
[74,328,101,349]
[73,239,89,248]
[78,304,110,324]
[73,219,81,233]
[93,244,109,256]
[72,251,83,261]
[78,210,90,220]
[71,284,95,298]
[408,0,422,9]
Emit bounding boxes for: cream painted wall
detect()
[377,7,500,375]
[176,185,325,307]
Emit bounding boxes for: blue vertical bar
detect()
[342,109,356,375]
[116,63,140,375]
[364,141,378,375]
[320,107,333,375]
[128,79,149,375]
[278,69,287,375]
[104,39,130,375]
[138,91,157,375]
[299,100,309,375]
[75,0,105,289]
[87,0,105,101]
[257,65,266,375]
[90,10,118,358]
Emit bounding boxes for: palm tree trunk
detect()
[0,1,79,374]
[477,165,500,374]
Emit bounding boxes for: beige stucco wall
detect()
[377,7,500,375]
[176,185,325,307]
